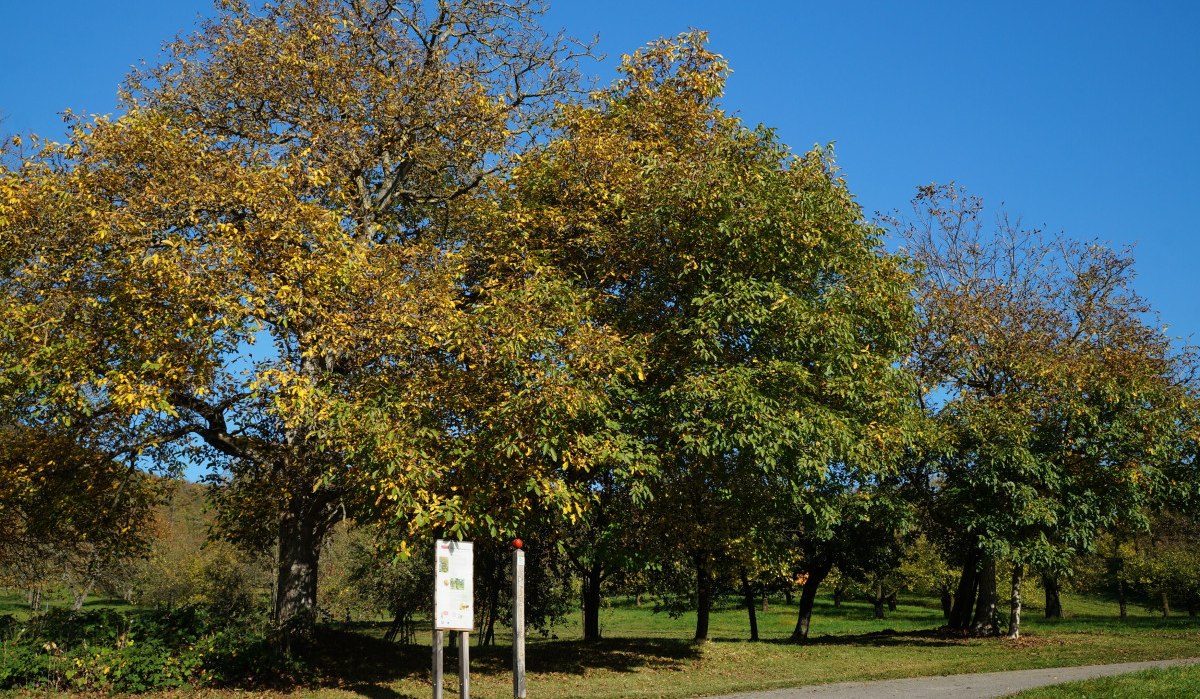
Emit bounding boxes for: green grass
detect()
[0,589,136,621]
[256,593,1200,698]
[1010,664,1200,698]
[3,590,1198,698]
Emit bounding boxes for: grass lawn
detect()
[0,590,135,620]
[1011,664,1200,698]
[3,590,1198,698]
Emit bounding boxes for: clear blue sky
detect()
[3,0,1198,341]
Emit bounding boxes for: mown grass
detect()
[1011,664,1200,698]
[3,590,1198,698]
[0,590,136,621]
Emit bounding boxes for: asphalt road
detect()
[703,657,1200,699]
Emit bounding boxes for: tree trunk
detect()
[1042,572,1062,618]
[384,609,406,643]
[483,579,499,647]
[949,554,980,630]
[887,591,898,612]
[872,582,886,619]
[1008,565,1024,639]
[832,582,845,608]
[274,498,324,653]
[694,554,713,642]
[1161,590,1171,618]
[784,586,794,605]
[1117,578,1128,619]
[740,569,759,642]
[582,563,603,642]
[971,557,999,636]
[791,565,831,642]
[940,586,953,619]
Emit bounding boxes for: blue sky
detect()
[3,0,1198,342]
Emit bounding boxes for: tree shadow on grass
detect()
[498,638,700,675]
[710,628,970,648]
[307,627,701,695]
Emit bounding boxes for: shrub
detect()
[0,605,293,692]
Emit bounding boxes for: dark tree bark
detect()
[1161,590,1171,617]
[940,586,953,619]
[949,553,980,630]
[1117,577,1128,619]
[740,569,759,641]
[886,591,898,612]
[274,499,324,652]
[872,583,886,619]
[694,554,713,642]
[483,575,501,646]
[971,557,999,636]
[791,565,832,642]
[581,562,604,642]
[1042,572,1063,618]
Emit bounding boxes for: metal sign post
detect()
[512,539,526,698]
[432,629,443,699]
[433,540,473,699]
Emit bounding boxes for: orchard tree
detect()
[516,33,917,642]
[788,474,916,639]
[0,421,161,607]
[894,184,1194,638]
[0,0,632,649]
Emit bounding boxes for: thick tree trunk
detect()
[872,583,886,619]
[1117,578,1128,619]
[274,498,324,652]
[1161,590,1171,617]
[791,565,831,642]
[740,569,759,642]
[694,555,713,642]
[1008,565,1024,639]
[832,582,845,608]
[949,554,980,630]
[940,586,953,619]
[887,591,898,612]
[582,563,604,641]
[971,557,999,636]
[1042,572,1063,618]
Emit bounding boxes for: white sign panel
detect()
[434,539,474,631]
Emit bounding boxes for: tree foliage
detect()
[894,183,1196,637]
[0,0,625,645]
[516,32,918,641]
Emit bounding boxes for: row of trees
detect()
[2,0,1197,650]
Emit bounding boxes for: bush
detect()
[0,605,294,692]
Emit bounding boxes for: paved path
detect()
[704,657,1200,699]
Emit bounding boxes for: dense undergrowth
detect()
[0,605,302,692]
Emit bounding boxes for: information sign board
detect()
[434,539,474,631]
